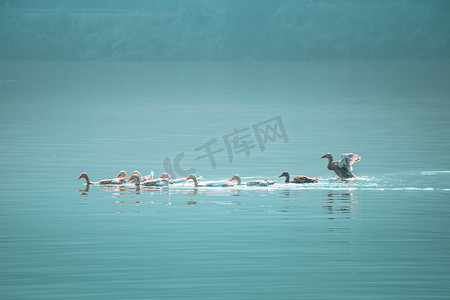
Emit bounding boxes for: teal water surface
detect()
[1,60,450,299]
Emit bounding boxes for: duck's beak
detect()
[77,175,82,180]
[185,177,189,181]
[278,174,283,178]
[320,155,326,159]
[229,178,233,181]
[115,174,121,178]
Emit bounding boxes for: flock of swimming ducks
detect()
[77,153,361,187]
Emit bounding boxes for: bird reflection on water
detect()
[78,184,90,196]
[77,183,363,213]
[78,184,90,205]
[324,191,359,219]
[99,185,128,195]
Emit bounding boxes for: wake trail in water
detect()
[421,171,450,175]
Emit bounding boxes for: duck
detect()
[278,171,321,183]
[111,170,127,184]
[155,173,178,185]
[77,172,124,185]
[127,173,142,186]
[159,173,202,184]
[127,172,169,187]
[129,170,154,181]
[185,174,234,187]
[320,153,361,178]
[229,174,276,186]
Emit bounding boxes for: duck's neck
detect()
[284,174,290,183]
[191,176,199,186]
[326,155,334,170]
[235,176,242,185]
[134,174,141,185]
[117,174,126,182]
[84,175,93,185]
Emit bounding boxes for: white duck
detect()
[111,170,127,184]
[77,172,124,185]
[128,172,169,187]
[129,170,155,181]
[320,153,361,178]
[160,173,203,184]
[185,174,234,187]
[229,174,276,186]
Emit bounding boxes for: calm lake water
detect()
[1,60,450,299]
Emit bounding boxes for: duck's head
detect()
[229,174,240,182]
[185,174,197,181]
[131,170,141,177]
[278,171,289,178]
[116,170,127,178]
[160,173,171,180]
[127,173,140,183]
[77,172,88,180]
[320,153,331,159]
